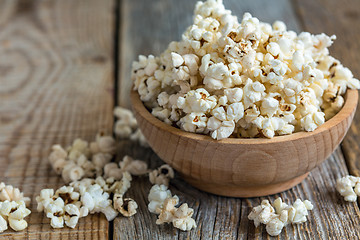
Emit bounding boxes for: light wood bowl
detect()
[131,90,358,197]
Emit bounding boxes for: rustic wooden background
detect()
[0,0,360,239]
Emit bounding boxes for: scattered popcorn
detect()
[149,164,175,186]
[0,215,7,233]
[248,198,313,236]
[48,134,117,183]
[0,182,30,206]
[130,129,149,147]
[114,107,138,138]
[36,186,83,229]
[80,183,117,221]
[148,184,172,214]
[110,172,132,196]
[114,196,138,217]
[156,197,196,231]
[132,0,360,139]
[336,175,360,202]
[147,184,196,231]
[103,156,148,180]
[113,106,149,147]
[0,200,31,232]
[119,155,149,176]
[103,162,123,180]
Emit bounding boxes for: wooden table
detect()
[1,0,360,239]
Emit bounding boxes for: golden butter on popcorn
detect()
[132,0,360,139]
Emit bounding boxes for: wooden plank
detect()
[116,0,360,239]
[0,0,115,238]
[294,0,360,176]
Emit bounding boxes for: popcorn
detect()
[176,88,217,114]
[92,153,112,169]
[149,164,175,186]
[147,184,196,231]
[129,129,149,147]
[0,200,31,232]
[132,0,360,139]
[156,197,196,231]
[49,134,119,183]
[36,186,83,229]
[248,198,313,236]
[119,155,148,176]
[0,182,30,205]
[110,172,132,196]
[113,106,137,138]
[114,196,138,217]
[93,133,117,154]
[62,162,85,183]
[148,184,172,214]
[336,175,360,202]
[79,183,117,221]
[113,106,149,147]
[0,215,7,233]
[103,156,147,180]
[104,162,123,180]
[178,113,208,133]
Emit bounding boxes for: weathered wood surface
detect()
[116,0,360,239]
[0,0,114,238]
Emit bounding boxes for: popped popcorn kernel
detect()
[149,164,175,186]
[147,184,196,231]
[248,197,313,236]
[0,182,30,206]
[0,200,31,232]
[336,175,360,202]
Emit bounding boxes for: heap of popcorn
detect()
[132,0,360,140]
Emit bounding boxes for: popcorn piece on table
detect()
[48,133,117,183]
[156,196,196,231]
[108,172,132,196]
[336,175,360,202]
[113,106,150,147]
[129,129,149,147]
[0,182,31,206]
[90,133,117,155]
[113,107,138,138]
[36,186,83,229]
[148,184,172,214]
[79,183,117,221]
[113,195,138,217]
[104,162,123,180]
[0,200,31,232]
[149,164,175,186]
[119,155,148,176]
[147,184,196,231]
[103,155,148,179]
[248,197,313,236]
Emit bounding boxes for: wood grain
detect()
[0,0,114,238]
[294,0,360,177]
[116,0,360,239]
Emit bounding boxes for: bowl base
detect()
[182,173,309,198]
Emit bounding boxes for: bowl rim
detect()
[131,89,358,145]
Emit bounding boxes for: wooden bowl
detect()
[131,90,358,197]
